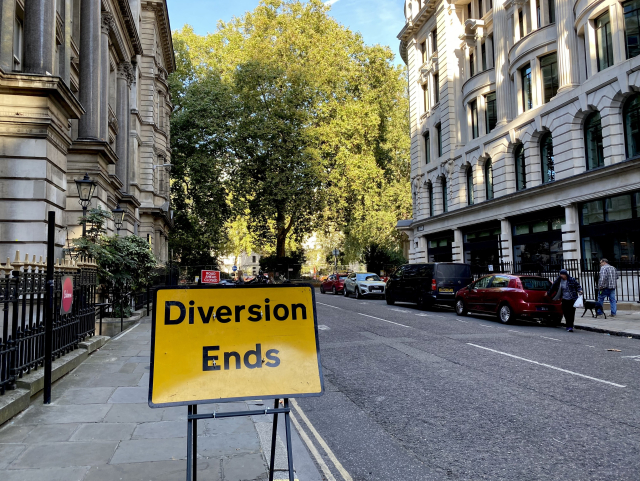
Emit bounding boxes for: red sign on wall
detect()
[61,275,74,315]
[201,270,221,284]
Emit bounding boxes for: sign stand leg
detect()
[283,399,294,481]
[193,404,198,480]
[269,398,279,481]
[187,405,194,481]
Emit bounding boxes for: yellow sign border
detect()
[148,283,324,407]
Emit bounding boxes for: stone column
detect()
[499,218,513,266]
[100,13,113,141]
[494,0,511,125]
[78,0,101,139]
[0,0,16,71]
[556,0,580,92]
[452,228,464,263]
[23,0,55,75]
[116,61,133,191]
[464,44,471,80]
[530,0,538,31]
[475,34,483,72]
[561,204,581,261]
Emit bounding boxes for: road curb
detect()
[574,324,640,339]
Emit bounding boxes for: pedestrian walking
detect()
[546,269,583,332]
[597,258,617,317]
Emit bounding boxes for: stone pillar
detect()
[561,204,581,261]
[499,218,513,266]
[584,22,597,78]
[23,0,55,75]
[494,0,511,125]
[0,0,16,71]
[100,13,113,141]
[78,0,101,139]
[475,34,483,72]
[556,0,580,92]
[452,228,464,263]
[610,3,627,66]
[464,44,471,80]
[530,0,538,31]
[116,62,132,191]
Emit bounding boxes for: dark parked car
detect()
[320,274,347,294]
[385,263,473,308]
[454,274,563,324]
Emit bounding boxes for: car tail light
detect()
[432,279,437,291]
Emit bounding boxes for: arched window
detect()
[624,94,640,158]
[441,177,448,213]
[585,111,604,169]
[540,133,555,183]
[515,144,526,190]
[485,158,494,200]
[466,167,474,205]
[428,183,434,216]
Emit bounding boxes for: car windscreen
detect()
[520,277,552,291]
[436,264,471,278]
[339,276,348,280]
[357,274,381,281]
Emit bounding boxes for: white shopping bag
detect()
[573,295,584,309]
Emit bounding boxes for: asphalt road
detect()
[294,289,640,481]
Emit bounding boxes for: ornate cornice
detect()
[142,1,176,73]
[116,0,143,55]
[102,12,115,35]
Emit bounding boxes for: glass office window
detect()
[485,93,497,134]
[470,100,479,139]
[424,131,431,164]
[540,133,555,183]
[432,28,438,52]
[624,0,640,59]
[515,144,526,190]
[481,42,487,71]
[540,53,558,103]
[436,124,442,157]
[442,178,448,213]
[582,200,604,225]
[522,64,532,111]
[485,159,494,200]
[548,0,555,23]
[470,52,475,77]
[421,40,427,63]
[596,12,614,71]
[467,168,474,205]
[606,195,633,221]
[434,73,439,103]
[422,84,429,112]
[585,112,605,169]
[429,183,434,216]
[624,94,640,158]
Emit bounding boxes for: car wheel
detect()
[455,299,468,316]
[344,286,349,297]
[355,287,360,299]
[417,294,428,310]
[498,303,514,324]
[386,293,395,305]
[332,287,337,295]
[320,285,325,294]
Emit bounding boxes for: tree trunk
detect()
[276,209,287,258]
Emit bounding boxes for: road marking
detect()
[586,345,596,348]
[467,343,626,388]
[318,325,330,330]
[291,399,353,481]
[479,324,494,328]
[389,308,408,313]
[415,313,430,317]
[456,319,468,323]
[358,313,411,328]
[540,336,561,342]
[289,411,336,481]
[317,302,342,309]
[111,322,140,341]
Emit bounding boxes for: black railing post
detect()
[44,211,55,404]
[147,285,150,316]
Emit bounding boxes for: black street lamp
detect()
[75,173,96,237]
[112,204,125,234]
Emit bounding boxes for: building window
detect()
[548,0,555,23]
[481,42,487,71]
[515,144,527,190]
[441,177,448,213]
[521,64,532,111]
[540,53,558,103]
[485,93,497,134]
[436,124,442,157]
[470,52,475,77]
[428,183,434,216]
[596,12,614,71]
[479,0,483,16]
[519,10,525,37]
[432,28,438,53]
[424,131,431,164]
[434,73,439,103]
[252,256,257,263]
[422,84,429,112]
[624,94,640,158]
[467,167,475,205]
[624,0,640,59]
[13,16,23,71]
[536,0,541,28]
[470,100,479,139]
[489,34,495,65]
[468,2,472,19]
[585,112,604,169]
[485,159,494,200]
[540,133,555,183]
[421,40,427,64]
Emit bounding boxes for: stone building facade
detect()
[0,0,174,263]
[398,0,640,271]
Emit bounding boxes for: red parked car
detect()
[454,274,563,324]
[320,274,348,295]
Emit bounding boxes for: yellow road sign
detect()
[149,284,324,407]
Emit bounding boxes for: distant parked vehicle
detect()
[385,263,473,308]
[454,274,563,324]
[320,274,348,294]
[343,273,386,298]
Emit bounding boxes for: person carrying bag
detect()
[546,269,583,332]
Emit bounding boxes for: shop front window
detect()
[540,133,555,183]
[485,158,494,200]
[582,200,604,225]
[515,144,526,190]
[606,195,633,221]
[585,112,604,170]
[624,0,640,59]
[624,94,640,158]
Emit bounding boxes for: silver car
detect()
[343,273,386,299]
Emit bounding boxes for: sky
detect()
[167,0,407,63]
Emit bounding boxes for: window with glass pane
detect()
[485,159,494,200]
[551,217,565,230]
[515,224,530,235]
[481,42,487,71]
[596,12,614,71]
[624,0,640,59]
[519,10,525,37]
[540,53,558,103]
[606,195,633,221]
[585,112,605,169]
[424,131,431,164]
[624,94,640,158]
[468,2,472,19]
[470,100,479,139]
[582,200,604,225]
[548,0,555,23]
[522,65,532,111]
[422,84,429,112]
[421,40,427,63]
[442,178,448,212]
[479,0,483,16]
[470,52,475,77]
[636,193,640,217]
[485,93,497,133]
[540,133,555,183]
[437,124,442,157]
[434,73,440,103]
[536,0,541,27]
[432,28,438,52]
[429,183,434,216]
[515,145,526,190]
[532,220,549,233]
[467,168,474,205]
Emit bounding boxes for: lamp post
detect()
[112,204,125,234]
[75,173,97,238]
[332,248,340,274]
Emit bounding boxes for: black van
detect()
[385,263,473,308]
